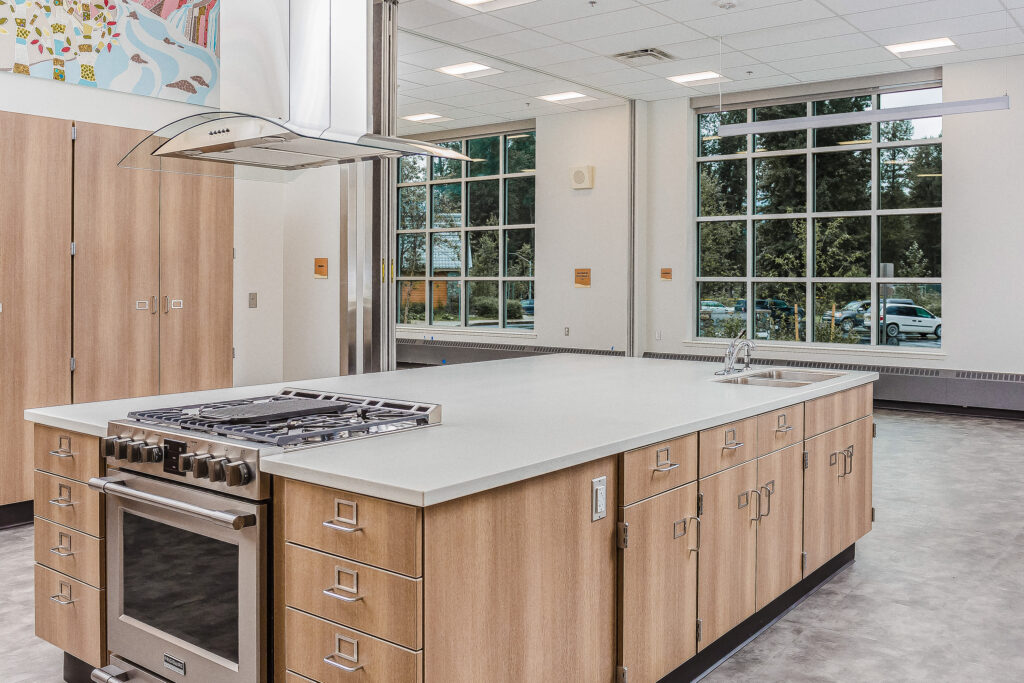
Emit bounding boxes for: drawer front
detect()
[756,404,805,456]
[34,471,103,537]
[34,517,104,588]
[281,479,422,577]
[805,384,873,438]
[286,673,317,683]
[622,433,697,505]
[285,543,423,649]
[35,564,105,668]
[698,417,757,478]
[34,424,102,483]
[285,608,422,683]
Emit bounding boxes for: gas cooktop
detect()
[126,388,442,447]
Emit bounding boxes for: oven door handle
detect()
[88,477,257,530]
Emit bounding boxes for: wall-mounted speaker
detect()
[570,165,595,190]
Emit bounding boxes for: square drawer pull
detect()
[653,447,679,472]
[49,483,75,508]
[50,531,74,558]
[324,654,364,673]
[49,436,75,458]
[50,581,75,606]
[323,565,363,603]
[672,519,687,539]
[323,634,363,672]
[723,429,744,450]
[323,588,364,603]
[323,498,363,533]
[776,414,793,433]
[322,520,364,534]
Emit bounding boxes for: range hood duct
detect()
[120,0,467,175]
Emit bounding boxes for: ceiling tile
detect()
[396,0,478,29]
[842,0,1005,32]
[818,0,931,13]
[745,33,876,62]
[790,61,911,85]
[572,23,704,56]
[461,29,561,55]
[439,88,530,108]
[866,13,1012,47]
[399,45,488,69]
[768,46,901,73]
[536,7,672,43]
[506,78,600,97]
[723,18,856,51]
[583,68,667,86]
[647,0,803,23]
[400,80,492,101]
[901,42,1024,67]
[472,69,553,87]
[471,99,564,115]
[398,68,456,86]
[504,43,598,67]
[487,0,639,28]
[653,38,728,61]
[606,78,678,96]
[415,13,523,42]
[543,56,626,78]
[684,0,834,36]
[952,27,1024,50]
[1014,8,1024,24]
[397,31,445,55]
[638,51,759,77]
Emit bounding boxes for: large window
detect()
[696,87,942,349]
[397,131,536,330]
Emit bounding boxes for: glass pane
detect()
[467,180,499,227]
[878,214,941,278]
[122,512,240,663]
[505,176,535,225]
[468,136,500,177]
[815,150,870,212]
[431,281,461,327]
[753,283,807,342]
[466,230,499,277]
[754,219,806,277]
[698,221,746,278]
[876,283,941,348]
[398,155,427,183]
[814,216,871,277]
[432,183,462,229]
[505,281,535,330]
[696,282,746,339]
[879,145,942,209]
[880,88,942,142]
[698,110,747,156]
[699,160,747,216]
[397,233,426,277]
[814,283,871,344]
[813,96,872,147]
[754,103,807,152]
[431,232,462,277]
[505,228,535,277]
[755,155,806,214]
[505,132,536,173]
[397,281,426,324]
[432,141,463,179]
[467,281,500,327]
[397,186,427,231]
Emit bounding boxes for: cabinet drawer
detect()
[34,424,101,483]
[285,608,422,683]
[34,517,104,588]
[34,471,103,537]
[698,417,757,478]
[756,404,804,456]
[621,433,697,505]
[35,564,105,668]
[805,384,873,437]
[281,479,422,578]
[285,543,423,650]
[286,673,317,683]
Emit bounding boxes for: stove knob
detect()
[128,441,146,463]
[224,461,252,487]
[191,454,212,478]
[101,436,118,459]
[208,457,230,483]
[178,453,196,472]
[142,444,163,463]
[115,438,132,460]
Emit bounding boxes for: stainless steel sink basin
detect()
[717,369,843,387]
[719,377,811,388]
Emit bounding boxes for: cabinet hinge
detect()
[801,552,807,572]
[71,124,77,141]
[802,451,809,470]
[70,357,76,373]
[232,347,236,359]
[616,666,628,683]
[873,423,877,438]
[70,241,76,256]
[232,247,236,260]
[616,522,629,549]
[696,619,702,643]
[697,492,704,517]
[871,507,875,522]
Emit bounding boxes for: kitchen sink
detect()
[717,369,843,387]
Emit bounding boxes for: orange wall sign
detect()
[314,258,328,279]
[574,268,592,288]
[660,268,673,280]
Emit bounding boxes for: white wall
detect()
[282,166,344,380]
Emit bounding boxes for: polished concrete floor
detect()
[1,409,1022,682]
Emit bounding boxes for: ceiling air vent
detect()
[611,48,676,67]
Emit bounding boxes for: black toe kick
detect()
[661,544,857,683]
[63,653,95,683]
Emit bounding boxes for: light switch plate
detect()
[248,292,258,309]
[592,476,607,522]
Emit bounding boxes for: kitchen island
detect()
[25,355,876,683]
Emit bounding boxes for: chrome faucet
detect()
[716,329,756,375]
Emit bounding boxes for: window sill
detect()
[397,325,539,340]
[683,338,947,362]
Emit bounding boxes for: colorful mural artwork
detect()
[0,0,220,106]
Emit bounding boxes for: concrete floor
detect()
[1,408,1022,682]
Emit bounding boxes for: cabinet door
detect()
[158,170,233,394]
[620,483,698,683]
[838,416,873,550]
[0,111,72,506]
[755,444,803,610]
[697,460,757,650]
[72,123,159,402]
[804,426,843,574]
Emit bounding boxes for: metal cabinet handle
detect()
[322,588,364,603]
[654,462,679,472]
[50,546,74,558]
[723,441,744,451]
[688,516,701,553]
[836,450,847,478]
[749,489,762,521]
[151,295,158,316]
[776,425,794,433]
[49,483,74,507]
[49,435,75,458]
[50,593,75,605]
[48,449,74,459]
[164,296,169,314]
[88,477,256,530]
[323,520,364,534]
[654,447,679,472]
[673,518,687,539]
[845,445,854,475]
[323,654,363,673]
[759,483,773,519]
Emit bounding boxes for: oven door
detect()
[92,471,266,683]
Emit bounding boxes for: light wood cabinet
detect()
[838,416,873,552]
[0,111,72,507]
[33,424,101,483]
[621,433,697,505]
[754,444,803,610]
[35,564,105,668]
[33,470,104,537]
[619,482,698,683]
[805,384,873,438]
[34,517,105,589]
[697,460,758,650]
[698,417,757,478]
[756,404,804,456]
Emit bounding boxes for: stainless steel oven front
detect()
[90,470,267,683]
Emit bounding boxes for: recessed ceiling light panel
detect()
[402,113,453,123]
[451,0,538,10]
[436,61,504,78]
[886,37,957,57]
[537,91,595,103]
[667,71,730,86]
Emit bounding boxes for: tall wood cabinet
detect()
[0,112,73,507]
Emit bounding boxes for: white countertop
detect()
[25,355,876,506]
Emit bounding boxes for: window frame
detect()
[694,86,943,349]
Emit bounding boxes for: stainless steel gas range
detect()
[88,388,440,683]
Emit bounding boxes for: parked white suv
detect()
[864,304,942,339]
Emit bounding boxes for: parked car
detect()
[700,300,734,313]
[864,304,941,339]
[521,299,534,316]
[821,300,870,332]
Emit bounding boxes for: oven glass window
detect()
[122,511,240,663]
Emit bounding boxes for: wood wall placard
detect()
[660,268,673,280]
[574,268,592,288]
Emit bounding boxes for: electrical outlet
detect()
[248,292,258,309]
[592,476,607,521]
[564,326,570,336]
[656,330,663,340]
